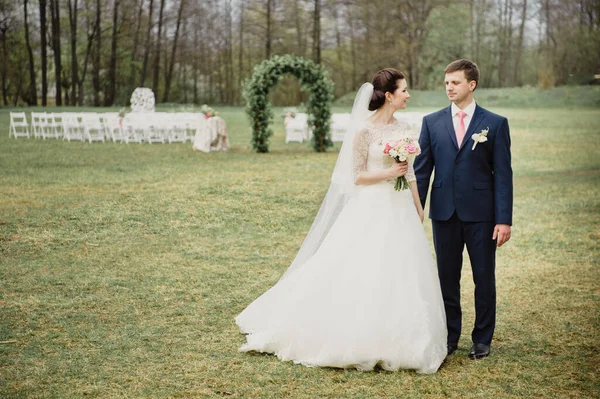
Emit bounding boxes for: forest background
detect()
[1,0,599,108]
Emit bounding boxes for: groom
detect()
[414,59,513,359]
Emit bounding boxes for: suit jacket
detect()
[414,104,513,225]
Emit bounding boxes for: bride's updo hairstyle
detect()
[368,68,405,111]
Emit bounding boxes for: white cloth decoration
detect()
[130,88,156,113]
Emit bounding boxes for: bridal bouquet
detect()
[383,138,421,191]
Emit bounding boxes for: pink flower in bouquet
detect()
[383,140,398,155]
[405,143,418,154]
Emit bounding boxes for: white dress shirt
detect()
[451,100,476,138]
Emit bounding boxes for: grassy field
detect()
[0,101,599,398]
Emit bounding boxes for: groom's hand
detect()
[493,224,511,247]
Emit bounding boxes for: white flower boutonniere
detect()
[471,127,489,150]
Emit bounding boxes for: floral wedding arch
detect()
[243,55,335,153]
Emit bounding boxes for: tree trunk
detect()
[24,0,37,105]
[348,5,357,88]
[140,0,154,87]
[152,0,166,98]
[79,10,97,105]
[39,0,48,105]
[312,0,321,64]
[129,0,145,87]
[226,0,234,104]
[50,0,62,106]
[68,0,78,105]
[163,0,185,102]
[332,3,345,93]
[238,0,245,99]
[294,0,304,55]
[0,24,9,105]
[513,0,527,85]
[93,0,102,106]
[266,0,272,58]
[105,0,119,105]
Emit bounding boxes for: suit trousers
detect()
[432,213,497,346]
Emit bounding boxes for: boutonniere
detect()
[471,127,489,150]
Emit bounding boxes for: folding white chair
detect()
[168,113,189,143]
[9,112,31,138]
[81,113,106,143]
[31,112,47,139]
[285,113,309,143]
[103,113,125,142]
[181,113,200,142]
[62,113,86,141]
[145,113,167,144]
[44,112,64,139]
[331,113,351,142]
[121,113,146,144]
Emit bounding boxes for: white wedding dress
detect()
[236,119,447,374]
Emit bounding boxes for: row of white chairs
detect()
[284,112,426,144]
[8,111,205,144]
[285,113,349,144]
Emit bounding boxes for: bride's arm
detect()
[405,159,424,222]
[410,182,425,222]
[353,129,408,186]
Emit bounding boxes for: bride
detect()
[236,69,447,374]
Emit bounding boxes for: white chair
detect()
[9,112,31,138]
[331,113,351,142]
[145,113,168,144]
[44,113,64,139]
[62,113,86,141]
[103,113,125,142]
[182,113,201,142]
[168,113,188,143]
[31,112,48,139]
[81,113,105,143]
[121,113,146,144]
[285,113,309,143]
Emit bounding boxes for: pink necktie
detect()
[456,111,467,147]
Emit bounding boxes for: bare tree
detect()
[105,0,120,105]
[140,0,154,86]
[23,0,37,105]
[0,3,17,105]
[39,0,48,105]
[152,0,166,97]
[92,0,102,106]
[129,0,145,87]
[163,0,186,102]
[266,0,273,58]
[312,0,321,64]
[50,0,62,105]
[513,0,527,85]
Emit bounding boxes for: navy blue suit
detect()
[414,104,512,346]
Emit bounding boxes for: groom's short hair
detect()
[445,59,479,90]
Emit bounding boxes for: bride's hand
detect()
[387,161,408,178]
[418,209,424,223]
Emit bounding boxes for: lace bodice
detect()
[352,118,417,183]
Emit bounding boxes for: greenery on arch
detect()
[243,55,335,153]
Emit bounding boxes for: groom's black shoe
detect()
[447,344,458,356]
[468,343,490,359]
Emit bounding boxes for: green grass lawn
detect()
[0,102,599,398]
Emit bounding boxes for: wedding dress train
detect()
[236,120,447,374]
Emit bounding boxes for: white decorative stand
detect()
[130,88,155,113]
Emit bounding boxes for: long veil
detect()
[280,83,374,280]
